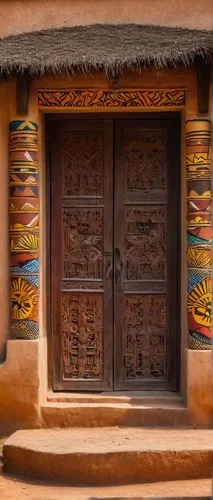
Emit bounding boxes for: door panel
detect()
[51,119,113,390]
[114,120,179,390]
[50,116,180,392]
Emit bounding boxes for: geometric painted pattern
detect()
[9,121,39,339]
[186,120,212,350]
[38,89,186,109]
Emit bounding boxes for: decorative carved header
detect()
[38,89,185,109]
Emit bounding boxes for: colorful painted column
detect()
[186,119,212,349]
[9,121,39,339]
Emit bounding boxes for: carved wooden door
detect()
[51,119,113,390]
[114,119,179,390]
[50,117,179,391]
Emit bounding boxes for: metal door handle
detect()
[105,255,113,279]
[115,247,123,284]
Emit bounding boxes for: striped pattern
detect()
[9,121,39,340]
[186,120,212,350]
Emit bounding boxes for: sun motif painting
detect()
[11,277,38,321]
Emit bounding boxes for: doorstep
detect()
[41,391,189,427]
[3,428,213,485]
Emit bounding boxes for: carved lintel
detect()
[195,57,211,114]
[38,89,186,108]
[16,72,31,115]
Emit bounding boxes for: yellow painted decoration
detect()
[11,278,37,320]
[187,278,212,328]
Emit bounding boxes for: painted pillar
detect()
[186,119,212,349]
[9,121,39,339]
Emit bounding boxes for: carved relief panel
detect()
[61,131,103,197]
[125,129,166,196]
[124,295,167,380]
[124,205,166,280]
[62,207,103,280]
[62,293,103,380]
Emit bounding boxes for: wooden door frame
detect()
[45,111,181,392]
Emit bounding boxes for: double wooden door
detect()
[50,117,180,391]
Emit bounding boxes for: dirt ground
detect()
[0,475,212,499]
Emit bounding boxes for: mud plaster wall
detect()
[0,0,212,38]
[0,69,212,432]
[0,84,9,361]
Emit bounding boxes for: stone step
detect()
[46,390,184,405]
[3,428,213,485]
[41,397,189,427]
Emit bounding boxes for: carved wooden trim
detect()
[38,88,185,109]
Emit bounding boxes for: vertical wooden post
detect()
[9,121,39,339]
[186,119,212,349]
[16,73,31,115]
[195,57,211,114]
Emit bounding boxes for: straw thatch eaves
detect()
[0,24,212,76]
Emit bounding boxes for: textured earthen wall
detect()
[187,350,213,427]
[0,340,41,434]
[0,0,212,38]
[0,83,9,362]
[0,70,212,433]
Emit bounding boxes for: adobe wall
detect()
[0,0,212,38]
[0,68,212,433]
[0,84,9,362]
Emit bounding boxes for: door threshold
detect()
[47,390,183,405]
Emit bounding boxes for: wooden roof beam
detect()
[195,57,211,114]
[16,71,31,115]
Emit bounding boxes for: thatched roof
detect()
[0,24,212,76]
